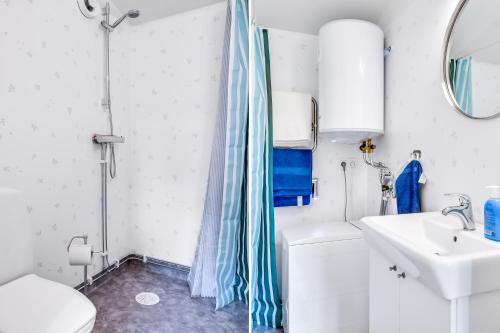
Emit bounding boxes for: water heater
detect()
[319,19,384,144]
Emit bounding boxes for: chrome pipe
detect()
[101,2,117,179]
[361,151,394,216]
[100,144,109,271]
[102,3,111,114]
[74,254,186,292]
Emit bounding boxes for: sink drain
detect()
[135,292,160,306]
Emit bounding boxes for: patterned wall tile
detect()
[373,0,500,220]
[0,0,131,286]
[128,3,226,266]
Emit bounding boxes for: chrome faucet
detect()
[441,193,475,231]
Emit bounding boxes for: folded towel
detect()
[395,160,423,214]
[272,91,312,148]
[273,148,313,207]
[274,195,311,208]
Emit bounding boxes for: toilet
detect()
[0,188,96,333]
[281,221,368,333]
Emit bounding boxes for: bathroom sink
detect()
[362,212,500,300]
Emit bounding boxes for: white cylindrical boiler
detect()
[318,19,384,144]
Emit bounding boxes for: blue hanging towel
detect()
[395,159,423,214]
[273,148,312,207]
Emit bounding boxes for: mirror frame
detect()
[442,0,500,120]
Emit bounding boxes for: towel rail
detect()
[273,97,318,206]
[274,96,318,152]
[311,97,318,152]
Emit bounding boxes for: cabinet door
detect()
[399,273,451,333]
[369,250,399,333]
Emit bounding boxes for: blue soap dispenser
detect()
[484,185,500,241]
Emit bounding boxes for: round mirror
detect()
[443,0,500,119]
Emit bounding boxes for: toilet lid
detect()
[0,274,96,333]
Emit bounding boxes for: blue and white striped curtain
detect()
[250,26,282,329]
[450,57,473,116]
[188,0,249,309]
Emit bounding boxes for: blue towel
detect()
[395,159,423,214]
[274,195,311,207]
[273,148,312,207]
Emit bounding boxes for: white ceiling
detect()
[111,0,224,25]
[254,0,415,35]
[111,0,416,33]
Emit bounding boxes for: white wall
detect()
[471,60,500,118]
[0,0,227,282]
[373,0,500,220]
[128,3,226,266]
[0,0,132,286]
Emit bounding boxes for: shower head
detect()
[101,8,140,31]
[127,9,140,18]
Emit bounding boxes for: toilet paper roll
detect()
[68,244,93,266]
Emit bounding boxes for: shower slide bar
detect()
[92,135,125,273]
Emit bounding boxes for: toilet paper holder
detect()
[67,235,89,252]
[67,235,91,293]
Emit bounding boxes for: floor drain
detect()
[135,292,160,306]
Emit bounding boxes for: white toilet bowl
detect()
[0,274,96,333]
[0,188,96,333]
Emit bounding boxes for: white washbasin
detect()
[362,212,500,300]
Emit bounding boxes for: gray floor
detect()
[86,260,248,333]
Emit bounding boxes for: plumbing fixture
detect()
[98,2,139,179]
[341,161,348,222]
[101,8,140,31]
[93,134,125,144]
[359,139,394,216]
[442,193,476,230]
[93,2,138,272]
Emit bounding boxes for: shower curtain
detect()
[450,57,473,116]
[250,26,282,328]
[188,0,249,309]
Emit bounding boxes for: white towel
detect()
[272,91,313,148]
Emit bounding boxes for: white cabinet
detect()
[370,249,500,333]
[281,222,369,333]
[399,270,450,333]
[369,250,450,333]
[369,250,398,333]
